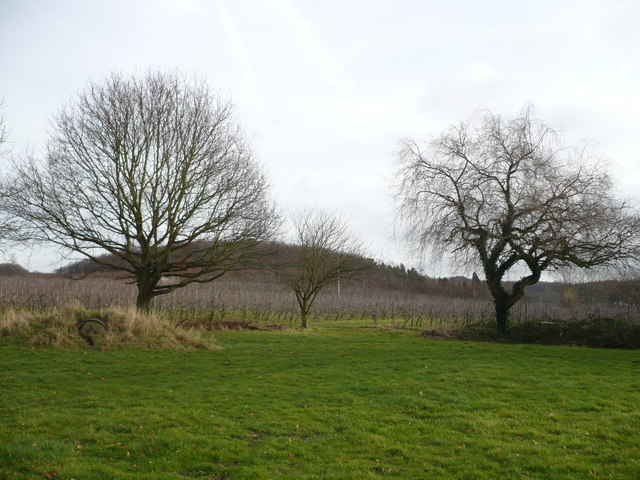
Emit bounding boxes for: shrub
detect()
[455,319,503,342]
[453,317,640,349]
[510,320,565,345]
[563,317,640,349]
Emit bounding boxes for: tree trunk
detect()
[136,280,155,312]
[494,297,510,335]
[295,290,317,328]
[295,292,310,328]
[486,274,511,334]
[485,265,541,335]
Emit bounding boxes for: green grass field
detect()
[1,323,639,479]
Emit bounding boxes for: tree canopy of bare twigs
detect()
[280,208,370,327]
[6,71,280,310]
[0,99,6,151]
[395,107,640,333]
[0,99,25,252]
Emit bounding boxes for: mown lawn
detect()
[1,323,639,479]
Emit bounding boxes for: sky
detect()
[1,0,639,274]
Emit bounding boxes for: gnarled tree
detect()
[280,208,370,328]
[395,107,639,333]
[7,71,280,310]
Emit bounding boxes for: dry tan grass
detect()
[0,308,30,332]
[0,303,218,350]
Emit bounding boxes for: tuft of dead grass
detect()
[187,318,284,331]
[0,303,218,350]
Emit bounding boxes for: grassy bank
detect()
[1,323,639,479]
[0,304,217,350]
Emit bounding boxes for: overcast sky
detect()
[1,0,639,274]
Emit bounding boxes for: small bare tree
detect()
[7,71,280,310]
[395,107,640,333]
[280,208,370,327]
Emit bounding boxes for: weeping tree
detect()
[7,71,280,311]
[280,208,370,328]
[395,107,639,333]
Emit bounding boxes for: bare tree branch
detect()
[0,99,27,252]
[0,98,6,151]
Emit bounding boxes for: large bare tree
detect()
[395,107,639,333]
[7,71,280,310]
[280,208,370,328]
